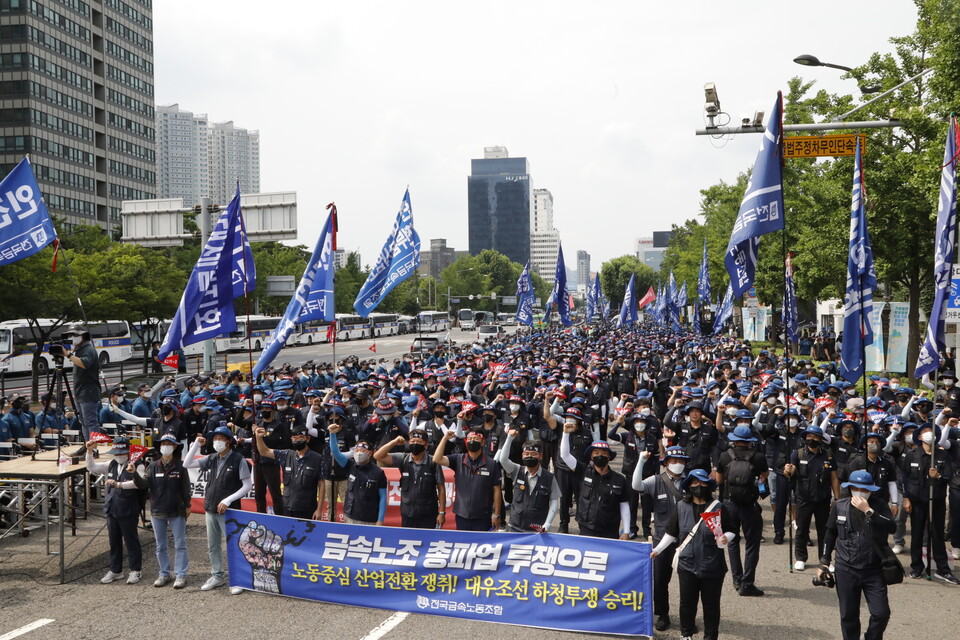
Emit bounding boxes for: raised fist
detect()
[238,520,284,594]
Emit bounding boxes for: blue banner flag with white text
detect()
[515,262,535,327]
[0,158,56,266]
[840,139,877,383]
[253,211,335,377]
[588,273,603,323]
[915,118,958,378]
[586,274,597,322]
[667,272,681,331]
[226,184,256,299]
[783,254,799,344]
[724,92,784,298]
[354,189,421,317]
[225,510,653,637]
[618,273,637,327]
[159,194,243,360]
[713,282,734,335]
[552,244,572,326]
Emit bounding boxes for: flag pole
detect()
[327,202,339,377]
[240,212,255,377]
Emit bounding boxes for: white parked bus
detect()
[458,308,475,330]
[368,313,400,337]
[497,312,516,326]
[221,316,291,351]
[0,318,133,374]
[131,320,205,360]
[295,319,333,346]
[418,311,451,332]
[335,314,371,341]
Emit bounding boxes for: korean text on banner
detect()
[225,510,654,637]
[865,302,886,372]
[885,302,910,373]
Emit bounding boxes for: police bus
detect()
[295,319,333,345]
[368,313,400,337]
[130,320,205,360]
[417,311,451,332]
[458,308,475,330]
[221,315,290,351]
[0,318,133,374]
[335,314,371,341]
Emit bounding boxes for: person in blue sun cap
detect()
[649,466,735,640]
[819,470,895,640]
[784,425,839,572]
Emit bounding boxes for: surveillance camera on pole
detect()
[704,82,720,127]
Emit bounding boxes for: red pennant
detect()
[161,354,179,369]
[369,343,377,353]
[89,432,114,444]
[637,286,656,309]
[51,237,61,272]
[814,397,835,412]
[489,363,509,377]
[416,394,430,412]
[128,444,148,464]
[460,401,478,414]
[326,321,337,343]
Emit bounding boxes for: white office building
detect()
[530,188,562,282]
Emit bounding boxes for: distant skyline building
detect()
[155,104,260,206]
[419,238,467,280]
[467,146,530,265]
[636,234,671,272]
[576,250,590,289]
[0,0,157,231]
[529,188,561,283]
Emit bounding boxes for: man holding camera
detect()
[63,324,100,440]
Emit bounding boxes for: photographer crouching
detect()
[818,470,897,640]
[61,324,101,441]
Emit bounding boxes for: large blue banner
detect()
[0,157,56,266]
[225,510,653,637]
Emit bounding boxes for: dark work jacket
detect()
[651,471,684,544]
[103,459,140,519]
[823,496,896,571]
[902,447,953,502]
[509,466,554,530]
[134,457,191,518]
[280,449,324,514]
[575,466,627,533]
[397,453,441,519]
[676,499,728,579]
[201,450,246,513]
[343,461,386,522]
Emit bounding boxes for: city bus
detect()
[131,320,204,360]
[417,311,451,332]
[458,308,475,330]
[221,315,289,351]
[335,314,371,341]
[295,319,333,345]
[497,312,516,326]
[368,313,400,337]
[474,311,494,325]
[0,318,133,374]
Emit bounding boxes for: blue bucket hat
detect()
[680,468,717,492]
[728,425,757,442]
[841,469,880,492]
[211,425,235,442]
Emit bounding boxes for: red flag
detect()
[701,509,724,542]
[326,202,338,252]
[369,343,377,353]
[50,237,61,272]
[416,394,430,412]
[637,286,656,309]
[814,397,835,412]
[161,354,179,370]
[326,321,337,343]
[128,444,148,465]
[489,362,509,377]
[89,432,114,444]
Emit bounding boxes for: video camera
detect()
[48,343,69,359]
[812,569,835,589]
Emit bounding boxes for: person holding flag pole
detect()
[515,262,535,328]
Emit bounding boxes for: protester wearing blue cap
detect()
[184,425,252,593]
[819,470,896,640]
[784,425,840,571]
[649,467,735,640]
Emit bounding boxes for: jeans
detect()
[77,400,101,441]
[205,511,226,579]
[152,515,188,578]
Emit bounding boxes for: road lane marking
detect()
[359,612,408,640]
[0,620,55,640]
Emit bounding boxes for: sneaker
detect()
[680,636,694,640]
[229,586,244,595]
[794,560,806,571]
[154,575,172,588]
[738,584,765,597]
[654,615,671,631]
[909,569,924,579]
[126,571,141,585]
[773,533,785,545]
[935,571,960,585]
[173,576,187,589]
[200,576,225,591]
[892,544,904,555]
[952,548,960,561]
[100,570,123,584]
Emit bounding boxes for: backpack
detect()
[725,448,757,504]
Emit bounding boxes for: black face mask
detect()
[484,415,495,424]
[522,456,539,468]
[408,443,426,455]
[291,440,307,451]
[466,441,483,453]
[806,439,821,449]
[161,405,173,415]
[842,428,855,439]
[690,485,711,499]
[433,410,446,417]
[592,455,609,469]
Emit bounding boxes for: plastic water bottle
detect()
[58,456,68,473]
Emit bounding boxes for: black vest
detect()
[676,500,727,578]
[203,450,246,513]
[833,499,881,570]
[452,453,500,519]
[344,461,385,522]
[147,457,188,517]
[103,459,140,518]
[282,449,324,513]
[509,467,554,530]
[795,447,834,503]
[652,471,684,543]
[575,466,626,532]
[398,454,441,518]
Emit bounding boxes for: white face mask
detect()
[213,440,228,453]
[71,336,83,346]
[509,404,520,413]
[725,407,738,417]
[889,383,899,390]
[765,396,777,405]
[114,454,128,464]
[355,451,370,465]
[668,462,686,475]
[786,418,799,428]
[633,421,646,432]
[575,382,585,390]
[920,431,934,444]
[639,407,651,416]
[945,380,955,388]
[160,446,175,457]
[846,388,856,396]
[253,394,264,403]
[851,488,871,499]
[143,391,152,399]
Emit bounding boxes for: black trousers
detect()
[653,543,676,617]
[577,523,618,539]
[772,472,791,535]
[286,509,315,520]
[834,565,889,640]
[725,500,762,586]
[402,514,439,529]
[640,492,653,537]
[254,461,284,516]
[794,498,830,562]
[678,568,723,640]
[949,485,960,548]
[107,513,142,573]
[624,483,640,536]
[909,498,949,573]
[555,466,583,526]
[455,515,491,531]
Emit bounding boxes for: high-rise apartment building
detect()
[576,250,590,289]
[0,0,157,231]
[155,104,259,207]
[529,187,561,282]
[467,146,530,265]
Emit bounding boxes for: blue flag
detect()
[226,184,256,299]
[159,193,243,360]
[618,273,637,327]
[916,118,958,377]
[354,189,421,317]
[253,212,335,377]
[783,254,799,344]
[586,274,597,322]
[697,238,711,330]
[839,139,877,383]
[552,244,571,326]
[588,273,603,323]
[515,262,535,327]
[724,92,784,298]
[667,272,681,331]
[0,157,56,266]
[713,282,734,335]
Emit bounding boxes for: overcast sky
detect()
[154,0,918,279]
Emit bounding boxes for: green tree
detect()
[334,252,367,314]
[600,255,657,310]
